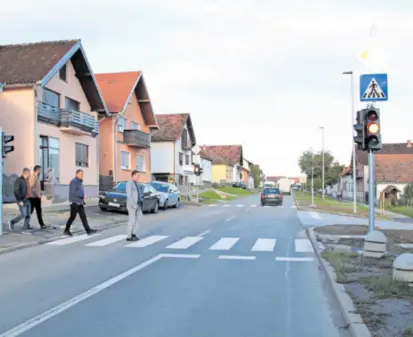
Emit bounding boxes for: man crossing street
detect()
[126,170,142,242]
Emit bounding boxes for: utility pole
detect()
[320,126,325,199]
[311,148,315,206]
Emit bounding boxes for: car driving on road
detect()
[261,187,283,206]
[99,181,160,213]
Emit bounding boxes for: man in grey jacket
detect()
[64,169,97,236]
[126,170,142,242]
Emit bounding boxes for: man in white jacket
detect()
[126,170,142,242]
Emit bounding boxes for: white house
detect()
[199,150,213,187]
[150,113,196,187]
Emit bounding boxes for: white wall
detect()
[175,125,194,176]
[232,165,241,183]
[201,158,212,183]
[248,176,254,188]
[151,142,174,173]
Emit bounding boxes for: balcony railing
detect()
[37,102,98,135]
[123,129,151,148]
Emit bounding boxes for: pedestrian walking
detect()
[126,170,142,242]
[8,168,32,231]
[64,169,97,236]
[29,165,47,230]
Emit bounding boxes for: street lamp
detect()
[343,71,357,213]
[310,147,315,206]
[319,126,325,199]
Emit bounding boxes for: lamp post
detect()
[310,147,315,206]
[343,71,357,213]
[319,126,325,199]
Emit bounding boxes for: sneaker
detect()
[8,221,14,231]
[63,229,72,237]
[126,236,138,242]
[87,229,97,235]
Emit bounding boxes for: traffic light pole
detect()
[0,127,3,236]
[368,150,375,232]
[196,175,199,204]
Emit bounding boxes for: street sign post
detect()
[192,145,201,155]
[359,73,388,102]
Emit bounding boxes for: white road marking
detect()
[236,204,244,208]
[223,204,230,207]
[125,235,168,248]
[291,205,297,209]
[160,253,200,259]
[85,235,127,247]
[0,255,163,337]
[294,239,314,253]
[209,237,239,250]
[251,238,276,252]
[47,234,101,246]
[276,257,314,262]
[309,211,322,219]
[208,204,218,207]
[219,255,256,260]
[166,236,203,249]
[250,204,257,208]
[225,216,236,222]
[196,230,211,237]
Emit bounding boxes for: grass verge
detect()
[215,186,254,196]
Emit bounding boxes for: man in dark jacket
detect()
[8,168,31,231]
[64,169,97,236]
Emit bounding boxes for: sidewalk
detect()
[0,202,127,254]
[2,198,99,214]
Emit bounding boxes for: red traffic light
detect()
[367,110,378,121]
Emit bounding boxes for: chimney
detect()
[407,140,413,147]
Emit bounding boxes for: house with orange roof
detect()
[150,113,197,186]
[202,145,243,184]
[95,71,158,188]
[0,39,108,202]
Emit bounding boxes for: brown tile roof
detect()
[0,40,78,85]
[201,145,243,166]
[199,149,214,161]
[339,167,351,177]
[375,154,413,184]
[354,141,413,166]
[266,176,285,182]
[152,113,196,143]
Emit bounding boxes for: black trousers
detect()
[65,203,91,232]
[29,198,45,227]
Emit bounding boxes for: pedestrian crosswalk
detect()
[208,204,297,209]
[46,233,315,254]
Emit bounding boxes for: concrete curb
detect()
[306,227,371,337]
[0,221,126,256]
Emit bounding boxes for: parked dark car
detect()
[232,182,247,189]
[99,182,160,213]
[261,187,283,206]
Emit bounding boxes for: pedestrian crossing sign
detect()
[359,73,388,102]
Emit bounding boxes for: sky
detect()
[1,0,413,176]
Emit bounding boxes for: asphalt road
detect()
[0,194,350,337]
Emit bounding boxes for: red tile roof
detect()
[95,71,141,113]
[202,145,243,166]
[199,149,214,161]
[375,154,413,184]
[354,141,413,166]
[266,176,284,182]
[152,113,196,143]
[0,40,78,85]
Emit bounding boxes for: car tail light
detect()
[261,194,265,199]
[280,194,283,198]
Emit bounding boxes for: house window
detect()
[131,121,139,130]
[120,151,130,169]
[59,64,67,82]
[179,152,183,166]
[181,129,188,149]
[136,154,145,172]
[39,136,60,183]
[75,143,89,167]
[44,89,60,108]
[65,97,80,111]
[185,154,190,165]
[118,117,126,132]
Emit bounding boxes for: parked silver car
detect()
[150,181,181,209]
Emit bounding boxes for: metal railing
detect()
[37,102,98,135]
[123,129,151,148]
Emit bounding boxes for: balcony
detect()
[123,129,151,148]
[37,103,98,136]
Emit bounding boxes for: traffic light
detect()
[364,108,381,151]
[2,133,14,158]
[353,110,366,151]
[194,164,200,176]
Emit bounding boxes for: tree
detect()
[298,149,343,187]
[250,164,264,188]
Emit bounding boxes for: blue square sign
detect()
[359,73,388,102]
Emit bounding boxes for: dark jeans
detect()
[11,200,31,229]
[29,197,45,227]
[65,203,91,232]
